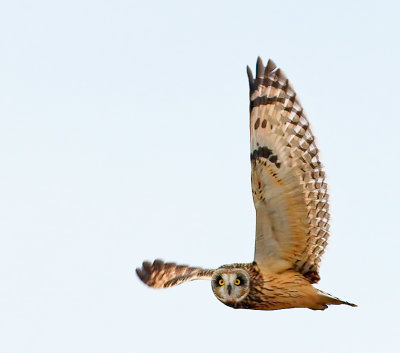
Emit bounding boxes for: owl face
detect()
[211,268,250,305]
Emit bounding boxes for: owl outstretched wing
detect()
[136,259,215,288]
[248,58,329,283]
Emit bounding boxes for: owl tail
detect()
[317,290,357,308]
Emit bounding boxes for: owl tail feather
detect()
[317,290,357,308]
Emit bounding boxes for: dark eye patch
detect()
[236,276,247,286]
[215,275,223,286]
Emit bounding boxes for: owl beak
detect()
[227,284,232,295]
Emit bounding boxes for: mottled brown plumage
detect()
[136,57,356,311]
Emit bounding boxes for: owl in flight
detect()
[136,58,356,310]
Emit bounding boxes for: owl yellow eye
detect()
[234,278,241,286]
[218,279,225,286]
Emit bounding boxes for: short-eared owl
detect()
[136,58,356,311]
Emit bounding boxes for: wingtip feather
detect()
[135,267,148,283]
[247,65,254,82]
[266,58,277,73]
[256,56,265,78]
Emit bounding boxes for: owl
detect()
[136,57,356,311]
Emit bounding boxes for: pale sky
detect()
[1,1,399,352]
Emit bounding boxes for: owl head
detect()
[211,267,251,305]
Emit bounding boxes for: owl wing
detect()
[248,58,329,283]
[136,259,215,288]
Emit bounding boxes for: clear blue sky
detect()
[1,1,399,352]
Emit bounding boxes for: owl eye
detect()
[234,278,241,286]
[218,279,225,286]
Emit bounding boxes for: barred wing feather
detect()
[136,260,214,288]
[248,58,329,283]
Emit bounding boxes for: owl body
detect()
[212,263,337,311]
[136,58,357,311]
